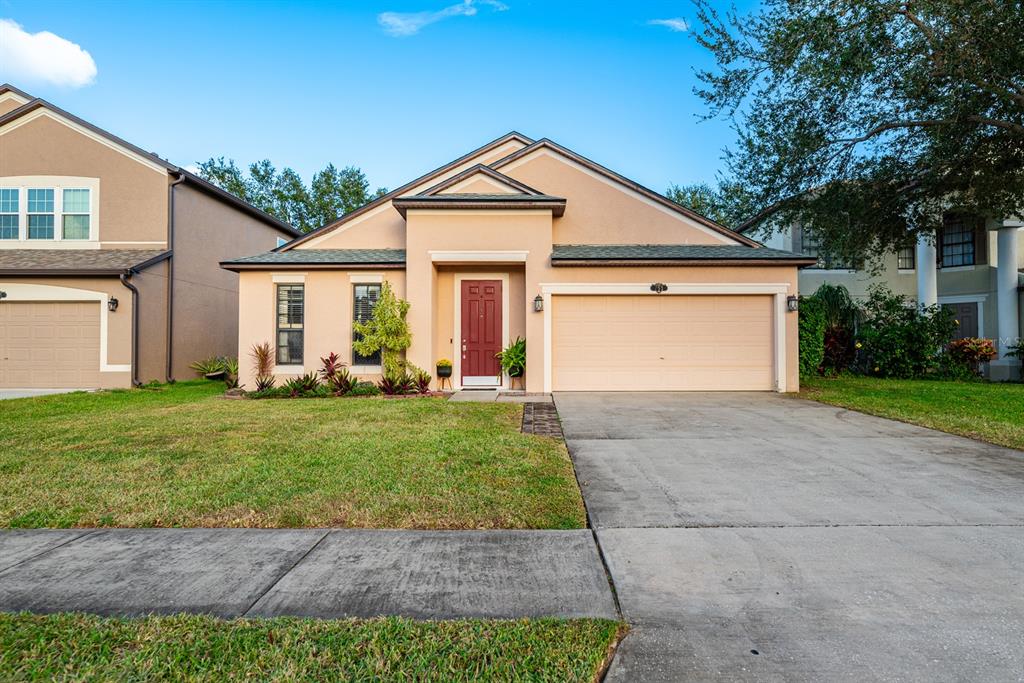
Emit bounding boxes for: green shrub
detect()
[496,337,526,378]
[347,382,381,397]
[798,296,826,377]
[857,285,957,378]
[284,372,321,397]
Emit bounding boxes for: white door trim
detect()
[0,282,130,373]
[539,282,791,393]
[454,273,510,389]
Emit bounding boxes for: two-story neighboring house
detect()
[223,133,815,393]
[0,84,300,389]
[745,216,1024,380]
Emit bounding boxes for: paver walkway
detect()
[556,392,1024,682]
[0,529,617,620]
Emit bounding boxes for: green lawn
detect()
[0,613,623,682]
[800,376,1024,451]
[0,381,585,529]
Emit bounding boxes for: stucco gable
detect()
[421,164,543,196]
[491,139,758,248]
[287,133,534,251]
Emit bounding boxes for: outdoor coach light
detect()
[650,282,668,294]
[533,294,544,312]
[787,295,799,312]
[107,297,119,312]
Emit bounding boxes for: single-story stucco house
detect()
[222,132,814,393]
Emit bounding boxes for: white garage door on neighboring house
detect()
[0,302,102,388]
[551,294,775,391]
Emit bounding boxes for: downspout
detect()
[166,173,187,383]
[119,271,142,387]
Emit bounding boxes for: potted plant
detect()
[436,358,453,379]
[496,337,526,387]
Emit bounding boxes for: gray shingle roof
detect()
[221,249,406,268]
[551,244,815,263]
[0,249,169,274]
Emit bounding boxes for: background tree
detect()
[665,180,754,228]
[691,0,1024,261]
[195,158,387,233]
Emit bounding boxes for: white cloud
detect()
[648,18,689,32]
[0,18,97,88]
[378,0,508,37]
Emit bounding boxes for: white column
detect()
[992,223,1021,380]
[915,231,938,307]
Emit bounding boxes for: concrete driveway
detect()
[556,392,1024,682]
[0,388,89,400]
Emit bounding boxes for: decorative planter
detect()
[437,365,453,378]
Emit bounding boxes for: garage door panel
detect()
[552,294,774,391]
[0,302,102,388]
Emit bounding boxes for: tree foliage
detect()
[665,181,754,228]
[692,0,1024,261]
[196,158,387,233]
[351,281,411,377]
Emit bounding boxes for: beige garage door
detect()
[552,294,774,391]
[0,302,102,388]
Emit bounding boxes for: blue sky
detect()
[0,0,758,194]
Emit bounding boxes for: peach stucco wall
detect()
[499,151,736,246]
[237,269,406,387]
[0,114,168,245]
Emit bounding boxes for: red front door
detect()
[461,279,502,381]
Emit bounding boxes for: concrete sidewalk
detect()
[0,529,617,620]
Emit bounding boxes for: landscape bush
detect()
[856,285,957,379]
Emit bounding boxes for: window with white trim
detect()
[0,189,18,239]
[353,284,381,366]
[897,246,915,270]
[0,180,96,243]
[941,216,976,267]
[27,188,55,240]
[276,284,304,365]
[62,189,91,239]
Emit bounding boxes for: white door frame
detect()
[453,273,510,388]
[539,282,791,393]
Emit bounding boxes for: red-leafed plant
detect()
[378,371,415,395]
[946,337,997,377]
[320,352,355,394]
[413,369,432,394]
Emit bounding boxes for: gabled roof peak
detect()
[416,163,545,197]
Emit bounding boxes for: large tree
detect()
[196,158,387,233]
[665,180,754,229]
[692,0,1024,261]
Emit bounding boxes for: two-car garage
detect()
[550,293,777,392]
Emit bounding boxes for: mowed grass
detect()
[0,613,624,682]
[801,376,1024,451]
[0,381,585,529]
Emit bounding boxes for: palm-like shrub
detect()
[378,371,415,395]
[284,372,321,397]
[250,342,275,392]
